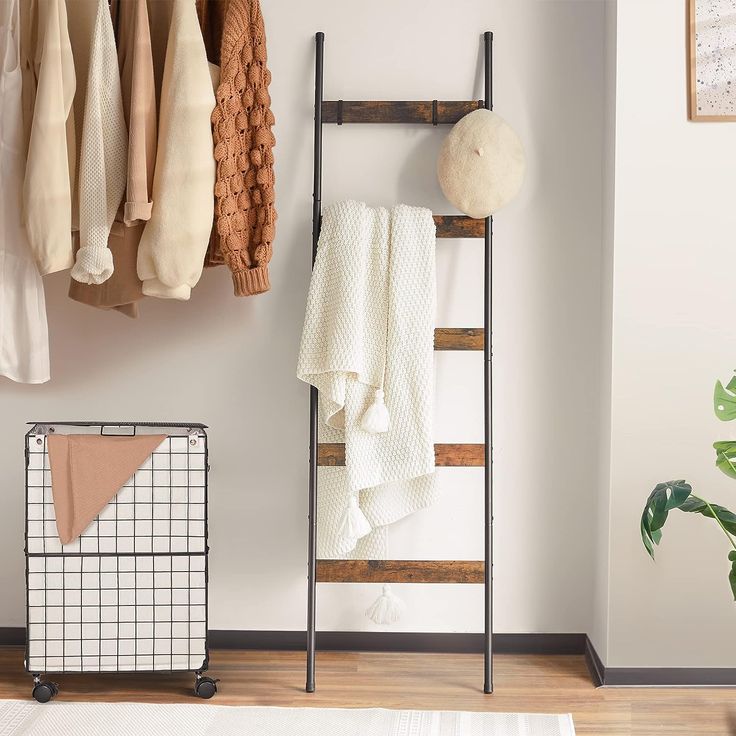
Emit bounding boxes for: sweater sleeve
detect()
[22,0,76,276]
[136,0,215,300]
[70,0,128,285]
[212,0,276,297]
[119,0,157,226]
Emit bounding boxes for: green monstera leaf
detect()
[640,481,692,558]
[729,551,736,601]
[679,496,736,536]
[714,441,736,479]
[641,481,736,601]
[714,373,736,421]
[642,369,736,605]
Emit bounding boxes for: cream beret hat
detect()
[437,109,525,219]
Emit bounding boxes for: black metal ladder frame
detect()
[306,31,494,695]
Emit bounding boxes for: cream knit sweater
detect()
[137,0,215,300]
[70,0,128,285]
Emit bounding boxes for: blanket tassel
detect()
[366,584,405,625]
[338,496,372,542]
[360,389,390,434]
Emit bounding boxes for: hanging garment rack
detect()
[307,31,494,695]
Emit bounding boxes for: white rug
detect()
[0,701,574,736]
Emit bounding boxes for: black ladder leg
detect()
[306,30,325,694]
[483,29,494,696]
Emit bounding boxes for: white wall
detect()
[590,0,617,664]
[0,1,607,637]
[605,0,736,667]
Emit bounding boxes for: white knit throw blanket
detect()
[298,200,436,559]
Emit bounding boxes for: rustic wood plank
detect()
[322,100,483,125]
[434,328,484,351]
[433,215,485,238]
[317,443,485,467]
[316,559,485,584]
[434,443,485,466]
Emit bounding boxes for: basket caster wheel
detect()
[194,675,218,699]
[32,681,58,703]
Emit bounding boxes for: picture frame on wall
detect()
[688,0,736,121]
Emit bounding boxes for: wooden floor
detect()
[1,647,736,735]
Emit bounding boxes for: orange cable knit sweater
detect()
[211,0,275,297]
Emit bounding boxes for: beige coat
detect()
[20,0,76,275]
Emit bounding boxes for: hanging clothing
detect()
[70,0,128,285]
[136,0,215,301]
[297,201,437,559]
[194,0,228,271]
[195,0,228,66]
[208,0,276,296]
[69,0,156,316]
[19,0,76,275]
[1,0,50,384]
[69,220,144,317]
[116,0,157,228]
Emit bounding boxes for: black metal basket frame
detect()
[23,422,210,679]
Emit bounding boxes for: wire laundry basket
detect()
[23,422,217,702]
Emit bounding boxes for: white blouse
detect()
[2,0,50,383]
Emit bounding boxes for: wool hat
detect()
[437,108,525,219]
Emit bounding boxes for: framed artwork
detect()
[688,0,736,121]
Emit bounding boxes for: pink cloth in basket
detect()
[47,434,166,544]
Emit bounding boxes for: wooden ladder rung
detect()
[322,100,483,125]
[318,443,485,467]
[434,328,484,351]
[433,215,485,239]
[317,559,485,584]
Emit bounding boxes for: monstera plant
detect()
[640,372,736,599]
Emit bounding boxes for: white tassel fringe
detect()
[338,496,371,543]
[366,584,405,625]
[360,389,390,434]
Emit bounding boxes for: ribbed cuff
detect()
[232,266,270,296]
[124,200,153,225]
[70,246,114,285]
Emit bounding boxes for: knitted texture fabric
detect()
[195,0,228,65]
[71,0,128,285]
[297,201,437,558]
[211,0,276,296]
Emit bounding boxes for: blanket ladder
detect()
[307,31,494,694]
